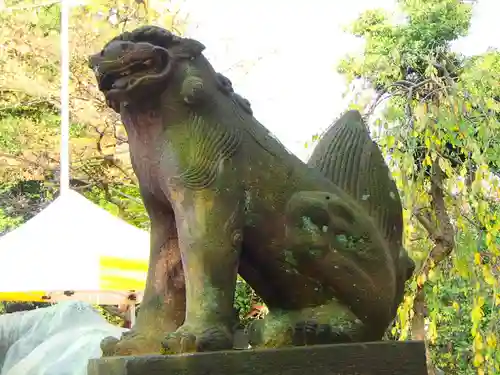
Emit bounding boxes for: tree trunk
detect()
[412,158,456,375]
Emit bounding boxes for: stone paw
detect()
[101,330,167,356]
[247,317,293,348]
[246,319,268,347]
[161,324,233,354]
[100,336,120,356]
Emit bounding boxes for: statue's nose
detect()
[88,53,100,72]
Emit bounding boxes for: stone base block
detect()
[88,341,427,375]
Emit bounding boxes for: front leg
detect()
[162,186,243,353]
[101,192,186,356]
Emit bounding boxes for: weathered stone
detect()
[88,25,414,356]
[308,110,415,316]
[88,341,427,375]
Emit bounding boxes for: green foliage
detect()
[93,305,124,326]
[22,2,61,34]
[338,0,500,373]
[83,183,150,230]
[0,100,60,157]
[0,180,55,235]
[234,276,264,323]
[0,301,52,315]
[399,0,471,50]
[425,260,498,374]
[339,0,472,88]
[0,207,22,235]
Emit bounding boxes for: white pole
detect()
[60,0,70,195]
[129,303,136,327]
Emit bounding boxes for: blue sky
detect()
[183,0,500,160]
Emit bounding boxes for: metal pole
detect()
[59,0,70,194]
[129,302,136,327]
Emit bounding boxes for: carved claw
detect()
[161,324,233,353]
[246,319,266,346]
[100,336,120,357]
[100,331,166,356]
[162,331,198,353]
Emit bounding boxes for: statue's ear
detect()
[169,38,206,60]
[168,38,205,59]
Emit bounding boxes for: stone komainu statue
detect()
[89,26,415,356]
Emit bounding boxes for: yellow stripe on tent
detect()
[99,275,146,291]
[0,292,49,302]
[99,256,148,291]
[99,256,149,272]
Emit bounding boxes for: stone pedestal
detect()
[88,341,427,375]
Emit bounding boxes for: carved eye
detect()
[300,206,330,232]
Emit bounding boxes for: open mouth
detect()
[95,46,170,96]
[99,57,157,91]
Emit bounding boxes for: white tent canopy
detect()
[0,189,150,305]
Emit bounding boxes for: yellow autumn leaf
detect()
[485,232,494,246]
[424,137,431,149]
[489,222,499,237]
[472,326,478,337]
[471,305,483,324]
[482,266,497,286]
[416,273,426,286]
[477,296,485,307]
[438,157,452,171]
[428,268,437,281]
[474,334,484,350]
[415,104,427,120]
[474,252,482,265]
[486,333,498,349]
[384,135,394,149]
[428,320,437,344]
[476,281,482,291]
[452,301,460,310]
[473,352,484,367]
[471,180,483,194]
[455,257,470,277]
